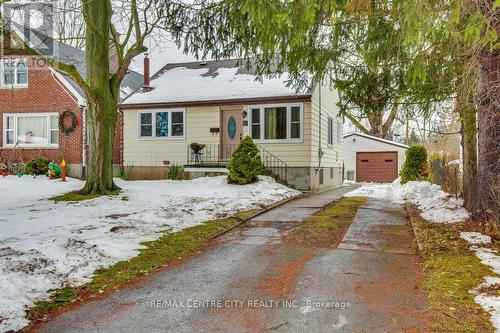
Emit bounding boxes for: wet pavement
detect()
[35,186,429,333]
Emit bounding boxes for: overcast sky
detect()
[129,37,199,75]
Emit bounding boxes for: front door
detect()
[221,108,243,161]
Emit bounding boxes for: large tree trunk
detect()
[476,0,499,223]
[79,0,119,194]
[82,100,119,194]
[460,105,478,213]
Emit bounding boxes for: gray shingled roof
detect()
[10,23,143,102]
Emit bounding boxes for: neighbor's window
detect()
[3,113,59,147]
[1,58,28,87]
[249,103,303,142]
[328,116,334,145]
[139,109,185,139]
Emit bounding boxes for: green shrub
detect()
[166,164,184,180]
[227,136,263,185]
[25,158,49,175]
[400,144,428,184]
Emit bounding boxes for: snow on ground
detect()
[0,175,299,332]
[461,232,493,245]
[461,232,500,333]
[345,179,470,223]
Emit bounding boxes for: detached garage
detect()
[342,133,408,183]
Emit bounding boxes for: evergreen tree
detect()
[227,136,263,185]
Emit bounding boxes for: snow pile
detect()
[345,179,469,223]
[460,232,500,332]
[392,180,469,223]
[0,175,299,332]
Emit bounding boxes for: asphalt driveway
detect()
[34,186,429,333]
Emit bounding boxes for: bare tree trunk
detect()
[476,0,499,223]
[79,0,119,194]
[460,105,478,213]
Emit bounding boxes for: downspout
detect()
[316,79,324,172]
[81,105,87,180]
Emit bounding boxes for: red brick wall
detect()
[0,56,83,165]
[0,56,123,170]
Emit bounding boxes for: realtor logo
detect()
[1,1,55,57]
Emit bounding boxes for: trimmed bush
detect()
[227,136,263,185]
[400,144,428,184]
[25,158,49,175]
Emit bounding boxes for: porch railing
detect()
[258,146,288,183]
[186,144,235,166]
[186,143,288,183]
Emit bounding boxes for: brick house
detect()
[0,34,143,178]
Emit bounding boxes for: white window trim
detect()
[0,58,29,89]
[248,102,304,144]
[137,108,186,140]
[2,113,59,148]
[327,115,334,146]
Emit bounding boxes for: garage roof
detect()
[343,132,409,149]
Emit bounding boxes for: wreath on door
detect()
[59,110,78,135]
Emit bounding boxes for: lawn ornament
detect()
[61,159,67,182]
[48,162,62,179]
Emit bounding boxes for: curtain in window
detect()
[156,112,168,137]
[265,107,286,139]
[17,116,48,144]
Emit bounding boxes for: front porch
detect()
[184,143,289,183]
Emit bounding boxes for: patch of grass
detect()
[27,209,258,321]
[284,196,367,247]
[51,190,120,203]
[410,207,496,333]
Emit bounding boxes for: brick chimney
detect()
[143,53,151,91]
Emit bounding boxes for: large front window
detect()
[3,113,59,147]
[249,103,303,142]
[138,109,185,139]
[1,58,28,87]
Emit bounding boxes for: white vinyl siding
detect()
[337,120,342,142]
[2,113,59,147]
[124,106,219,166]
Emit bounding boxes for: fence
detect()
[429,157,462,197]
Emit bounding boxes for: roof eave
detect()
[119,94,312,109]
[343,132,409,149]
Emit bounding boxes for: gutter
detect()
[316,80,324,173]
[119,95,312,110]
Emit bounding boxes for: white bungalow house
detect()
[119,57,344,191]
